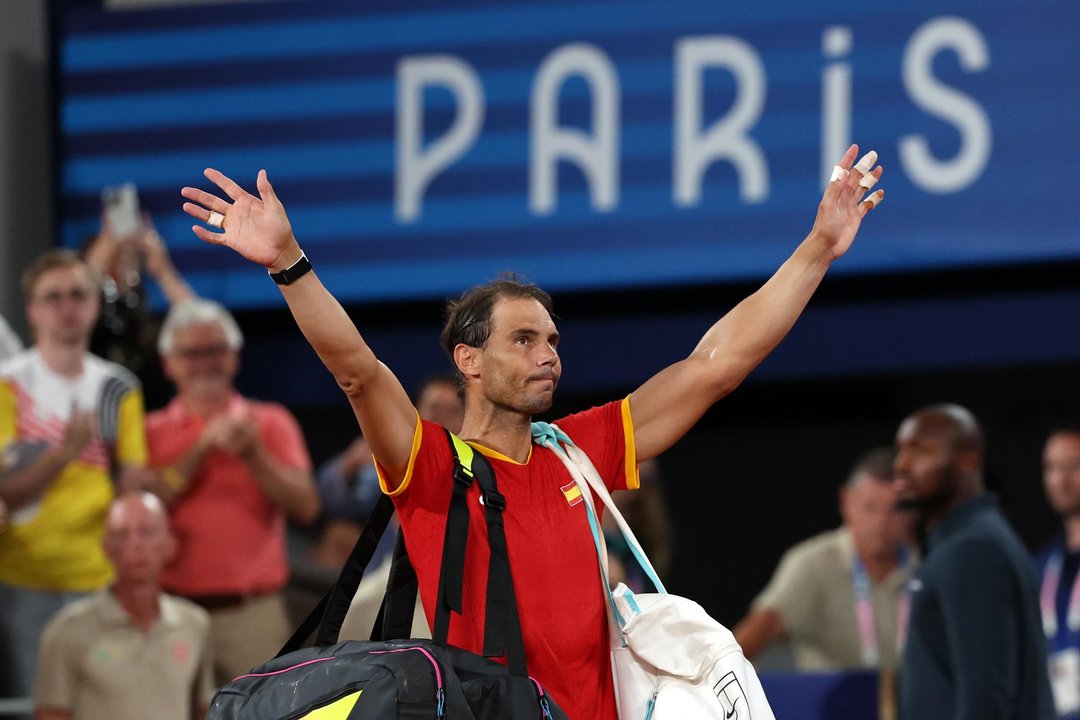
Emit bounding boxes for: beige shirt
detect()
[753,527,914,671]
[34,590,214,720]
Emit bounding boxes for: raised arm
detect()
[180,170,417,485]
[631,145,884,461]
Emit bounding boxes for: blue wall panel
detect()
[53,0,1080,309]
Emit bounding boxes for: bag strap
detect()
[532,422,666,594]
[435,428,529,675]
[277,489,397,656]
[431,430,475,646]
[370,527,417,641]
[277,427,530,678]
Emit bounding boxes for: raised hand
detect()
[181,169,300,271]
[811,144,885,261]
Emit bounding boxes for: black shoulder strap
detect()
[370,527,418,641]
[430,429,476,646]
[433,429,527,675]
[468,441,528,677]
[277,490,396,656]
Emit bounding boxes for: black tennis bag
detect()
[205,430,568,720]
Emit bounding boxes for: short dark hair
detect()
[22,249,94,299]
[844,446,895,488]
[440,274,555,385]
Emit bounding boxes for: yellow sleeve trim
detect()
[117,389,148,466]
[621,396,640,490]
[376,411,422,497]
[0,380,16,448]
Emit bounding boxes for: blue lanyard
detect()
[1041,547,1080,647]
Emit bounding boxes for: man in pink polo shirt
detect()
[145,299,319,686]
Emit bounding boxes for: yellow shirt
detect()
[0,349,147,591]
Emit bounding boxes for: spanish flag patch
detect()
[561,481,583,506]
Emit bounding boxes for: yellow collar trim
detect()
[466,440,532,466]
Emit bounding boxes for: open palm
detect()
[812,145,885,261]
[181,169,298,270]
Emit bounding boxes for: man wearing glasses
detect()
[0,250,149,700]
[144,298,319,686]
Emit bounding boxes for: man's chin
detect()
[519,393,554,416]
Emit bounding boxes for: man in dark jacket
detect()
[894,404,1054,720]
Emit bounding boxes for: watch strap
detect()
[268,253,312,285]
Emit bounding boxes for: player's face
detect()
[1044,433,1080,517]
[163,322,238,400]
[893,417,959,510]
[27,266,100,347]
[478,297,561,415]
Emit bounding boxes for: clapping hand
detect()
[59,405,96,463]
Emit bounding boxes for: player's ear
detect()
[454,343,481,382]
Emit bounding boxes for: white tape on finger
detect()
[207,211,225,229]
[853,150,878,176]
[829,165,847,183]
[861,190,883,209]
[859,173,879,190]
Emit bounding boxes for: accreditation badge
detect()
[1050,648,1080,716]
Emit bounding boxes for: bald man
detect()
[894,404,1053,720]
[33,493,213,720]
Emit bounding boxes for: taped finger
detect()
[860,189,884,211]
[853,150,878,176]
[859,172,880,191]
[830,165,848,183]
[207,211,226,229]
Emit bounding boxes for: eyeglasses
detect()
[172,343,230,360]
[33,288,93,306]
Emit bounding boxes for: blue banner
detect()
[55,0,1080,308]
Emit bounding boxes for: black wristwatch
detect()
[268,253,312,285]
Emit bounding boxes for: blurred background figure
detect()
[0,250,148,702]
[33,492,213,720]
[83,213,193,374]
[601,458,673,592]
[1037,428,1080,719]
[82,213,194,410]
[895,404,1054,720]
[734,447,915,671]
[0,313,23,362]
[144,299,318,685]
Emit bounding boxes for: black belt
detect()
[185,592,270,610]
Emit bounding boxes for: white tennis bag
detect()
[533,423,775,720]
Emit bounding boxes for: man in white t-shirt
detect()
[0,250,148,699]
